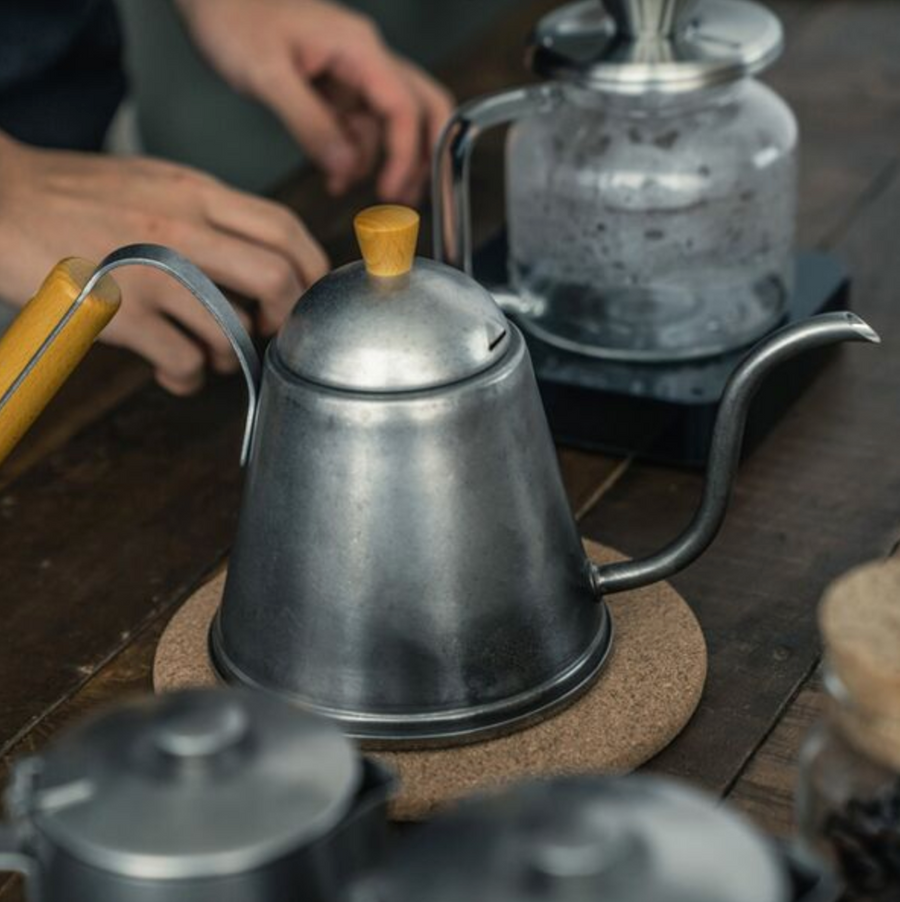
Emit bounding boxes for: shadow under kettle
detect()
[0,206,879,748]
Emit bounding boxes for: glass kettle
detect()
[433,0,796,362]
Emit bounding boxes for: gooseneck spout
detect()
[591,312,880,597]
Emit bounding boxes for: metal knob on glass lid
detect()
[434,0,797,362]
[0,689,394,902]
[371,775,811,902]
[530,0,783,94]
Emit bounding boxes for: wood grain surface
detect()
[0,4,898,897]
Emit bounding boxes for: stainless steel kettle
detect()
[362,774,839,902]
[205,206,876,747]
[0,689,394,902]
[3,209,876,749]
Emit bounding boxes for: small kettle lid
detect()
[530,0,783,94]
[6,689,361,880]
[374,775,791,902]
[275,206,509,392]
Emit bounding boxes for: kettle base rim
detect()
[208,607,613,749]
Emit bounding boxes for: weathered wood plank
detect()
[728,671,826,837]
[771,0,900,104]
[0,379,242,756]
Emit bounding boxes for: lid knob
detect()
[354,205,420,277]
[153,695,250,761]
[603,0,700,37]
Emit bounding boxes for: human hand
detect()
[0,133,329,395]
[175,0,454,203]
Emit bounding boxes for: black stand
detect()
[473,233,851,467]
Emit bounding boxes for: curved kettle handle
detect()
[0,259,121,467]
[0,825,33,877]
[78,245,263,466]
[432,84,563,274]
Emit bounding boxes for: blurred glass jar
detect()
[435,0,797,362]
[797,563,900,902]
[507,77,797,360]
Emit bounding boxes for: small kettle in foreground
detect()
[0,689,393,902]
[0,206,879,747]
[366,774,838,902]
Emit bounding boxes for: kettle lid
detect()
[374,775,791,902]
[6,689,361,880]
[275,206,509,392]
[530,0,783,94]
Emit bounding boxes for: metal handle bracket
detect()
[78,245,262,466]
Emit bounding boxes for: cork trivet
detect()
[154,542,707,820]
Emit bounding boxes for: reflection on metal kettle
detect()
[0,206,880,748]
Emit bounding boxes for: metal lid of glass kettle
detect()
[372,775,791,902]
[276,206,509,392]
[530,0,784,94]
[5,689,361,880]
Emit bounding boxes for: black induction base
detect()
[473,233,851,468]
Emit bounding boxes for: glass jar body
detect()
[797,686,900,900]
[506,78,798,361]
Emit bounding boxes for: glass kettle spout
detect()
[591,312,880,597]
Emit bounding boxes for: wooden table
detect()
[2,1,899,892]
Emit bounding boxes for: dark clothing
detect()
[0,0,126,150]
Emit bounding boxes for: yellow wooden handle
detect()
[353,205,420,277]
[0,258,121,466]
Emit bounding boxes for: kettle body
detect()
[212,325,610,743]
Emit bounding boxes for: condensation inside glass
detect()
[506,81,798,360]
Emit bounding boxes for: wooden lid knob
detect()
[354,205,420,277]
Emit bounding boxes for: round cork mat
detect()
[154,541,706,820]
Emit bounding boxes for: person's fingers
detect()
[402,61,455,152]
[332,45,422,200]
[112,309,207,396]
[252,58,358,187]
[338,109,382,190]
[169,223,304,335]
[208,303,253,374]
[155,279,247,374]
[391,62,454,205]
[201,184,330,286]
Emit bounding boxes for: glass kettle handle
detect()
[74,245,263,466]
[0,825,33,877]
[432,84,563,274]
